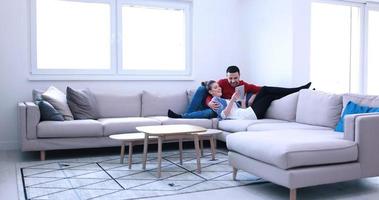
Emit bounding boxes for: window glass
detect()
[36,0,112,70]
[310,2,361,93]
[367,10,379,95]
[121,6,186,72]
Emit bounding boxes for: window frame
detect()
[30,0,117,75]
[29,0,193,80]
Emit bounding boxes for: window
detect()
[118,0,190,75]
[310,1,379,95]
[31,0,115,74]
[310,2,361,94]
[366,7,379,95]
[30,0,192,78]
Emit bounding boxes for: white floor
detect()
[2,149,379,200]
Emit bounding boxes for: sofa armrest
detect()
[211,118,219,129]
[18,102,27,142]
[344,112,379,141]
[346,113,379,177]
[24,102,40,140]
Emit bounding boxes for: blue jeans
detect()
[182,86,217,119]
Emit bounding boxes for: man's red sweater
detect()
[205,79,262,105]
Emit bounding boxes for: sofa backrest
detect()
[187,89,196,104]
[343,93,379,112]
[141,91,188,117]
[296,89,342,128]
[94,92,142,118]
[265,92,299,121]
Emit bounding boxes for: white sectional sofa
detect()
[17,88,379,200]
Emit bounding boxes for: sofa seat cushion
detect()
[98,117,161,136]
[37,120,103,138]
[218,119,287,132]
[149,116,213,129]
[247,122,333,131]
[227,130,358,169]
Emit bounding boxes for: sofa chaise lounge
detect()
[226,89,379,200]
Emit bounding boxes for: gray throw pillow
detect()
[66,87,99,120]
[37,100,65,121]
[32,89,44,101]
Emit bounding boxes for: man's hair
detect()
[226,66,240,74]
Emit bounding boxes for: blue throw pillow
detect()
[335,101,379,132]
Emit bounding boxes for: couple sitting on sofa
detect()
[168,66,311,120]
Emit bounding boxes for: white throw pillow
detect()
[42,86,74,120]
[296,89,342,128]
[265,92,299,121]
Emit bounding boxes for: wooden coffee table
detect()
[108,128,222,172]
[137,124,214,178]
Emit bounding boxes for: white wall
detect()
[292,0,312,86]
[0,0,248,150]
[241,0,295,87]
[241,0,312,87]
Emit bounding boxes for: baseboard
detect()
[0,141,19,150]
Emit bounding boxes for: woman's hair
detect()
[201,80,216,91]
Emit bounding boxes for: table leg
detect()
[200,139,204,157]
[120,142,125,164]
[40,151,46,161]
[179,138,183,165]
[210,135,216,160]
[290,189,297,200]
[194,134,201,173]
[142,133,149,170]
[128,141,133,169]
[233,167,238,181]
[157,136,163,178]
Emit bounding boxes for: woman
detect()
[168,80,257,120]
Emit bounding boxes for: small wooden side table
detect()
[137,124,207,178]
[194,129,222,160]
[109,133,154,169]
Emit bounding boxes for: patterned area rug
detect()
[17,150,264,200]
